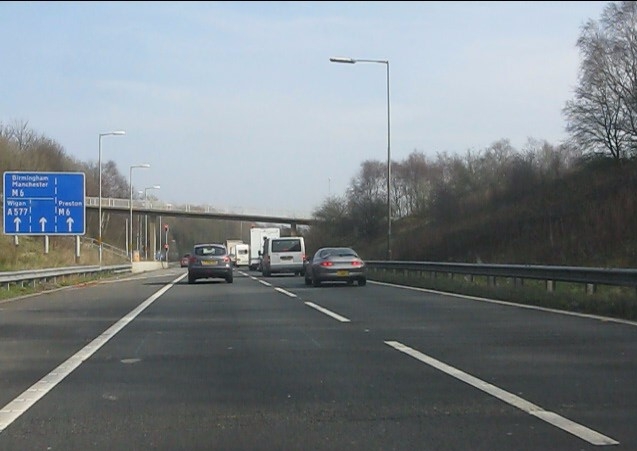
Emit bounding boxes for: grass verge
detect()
[0,270,129,302]
[368,269,637,322]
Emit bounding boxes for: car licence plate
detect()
[336,270,349,276]
[202,260,217,266]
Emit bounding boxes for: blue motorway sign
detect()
[3,171,86,235]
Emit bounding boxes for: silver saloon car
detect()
[187,243,234,284]
[304,247,367,287]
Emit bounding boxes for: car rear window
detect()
[194,246,225,256]
[320,248,357,258]
[334,248,358,257]
[271,239,302,252]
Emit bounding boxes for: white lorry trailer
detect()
[224,239,244,266]
[232,243,250,267]
[249,227,280,270]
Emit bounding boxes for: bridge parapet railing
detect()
[85,197,312,220]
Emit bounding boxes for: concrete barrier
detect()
[131,261,164,273]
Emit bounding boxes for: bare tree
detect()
[394,151,433,217]
[0,119,40,152]
[308,196,355,249]
[564,1,637,160]
[0,135,19,174]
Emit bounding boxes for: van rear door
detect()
[269,237,305,273]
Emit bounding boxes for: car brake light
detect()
[351,260,363,266]
[189,256,196,264]
[223,256,230,263]
[320,261,334,267]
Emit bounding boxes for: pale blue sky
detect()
[0,1,609,217]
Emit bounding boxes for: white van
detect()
[233,243,250,267]
[261,236,305,276]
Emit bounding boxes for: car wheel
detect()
[226,275,233,283]
[304,275,311,285]
[358,278,366,286]
[312,277,321,287]
[188,275,196,284]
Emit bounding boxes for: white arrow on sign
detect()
[39,217,47,232]
[13,217,21,232]
[66,217,74,232]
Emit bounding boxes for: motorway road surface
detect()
[0,268,635,451]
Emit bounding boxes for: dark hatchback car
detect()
[304,247,367,287]
[187,244,233,284]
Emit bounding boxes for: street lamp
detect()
[330,56,392,260]
[129,163,151,262]
[143,185,160,260]
[98,130,126,264]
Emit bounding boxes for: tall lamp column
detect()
[143,185,161,260]
[330,56,392,259]
[98,130,125,264]
[129,163,151,262]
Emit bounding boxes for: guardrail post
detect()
[586,283,596,295]
[546,280,555,293]
[75,236,81,263]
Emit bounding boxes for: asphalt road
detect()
[0,268,634,451]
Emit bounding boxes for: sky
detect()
[0,1,610,218]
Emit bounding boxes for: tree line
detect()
[0,120,246,261]
[304,1,637,266]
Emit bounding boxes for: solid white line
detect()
[385,340,619,446]
[305,302,351,323]
[0,272,186,434]
[274,287,297,298]
[370,280,637,327]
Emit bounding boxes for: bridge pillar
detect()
[290,222,298,236]
[149,214,157,260]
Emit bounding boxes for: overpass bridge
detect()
[1,195,315,261]
[86,197,316,260]
[86,197,315,227]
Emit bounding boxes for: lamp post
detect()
[98,130,126,264]
[143,185,160,260]
[330,56,392,260]
[129,163,151,262]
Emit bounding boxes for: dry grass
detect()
[0,234,127,271]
